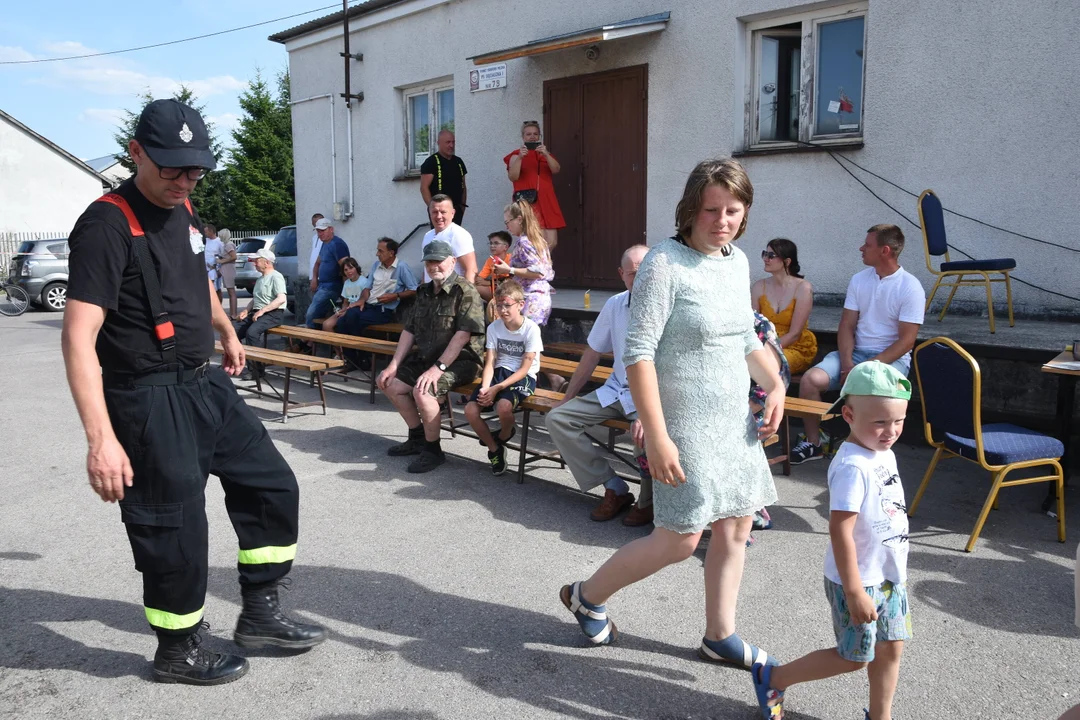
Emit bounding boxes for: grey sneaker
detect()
[790,439,824,464]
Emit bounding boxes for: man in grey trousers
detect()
[546,245,652,524]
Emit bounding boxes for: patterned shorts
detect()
[825,577,912,662]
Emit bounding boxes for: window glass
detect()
[757,34,801,143]
[237,239,267,254]
[436,88,455,134]
[271,227,297,257]
[46,242,67,255]
[409,93,431,169]
[814,16,865,136]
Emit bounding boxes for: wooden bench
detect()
[268,325,398,403]
[777,397,837,474]
[542,342,614,363]
[214,342,343,423]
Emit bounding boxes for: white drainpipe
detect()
[290,93,337,212]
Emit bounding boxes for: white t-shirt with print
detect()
[824,441,909,587]
[342,277,365,303]
[486,317,543,378]
[844,266,926,362]
[422,223,474,281]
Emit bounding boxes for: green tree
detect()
[227,70,295,229]
[112,85,231,223]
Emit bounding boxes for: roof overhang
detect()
[468,12,670,65]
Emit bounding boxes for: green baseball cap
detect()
[826,361,912,415]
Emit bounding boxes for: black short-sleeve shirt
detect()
[420,153,467,211]
[67,179,214,374]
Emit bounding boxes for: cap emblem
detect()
[179,123,193,143]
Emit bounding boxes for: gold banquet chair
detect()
[908,337,1065,552]
[918,189,1015,333]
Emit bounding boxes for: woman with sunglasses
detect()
[751,238,817,374]
[504,121,566,251]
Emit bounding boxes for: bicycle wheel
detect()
[0,284,30,317]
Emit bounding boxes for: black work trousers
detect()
[103,366,300,635]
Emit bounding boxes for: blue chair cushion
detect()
[944,423,1064,465]
[940,258,1016,272]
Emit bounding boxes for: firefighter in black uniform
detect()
[61,99,325,686]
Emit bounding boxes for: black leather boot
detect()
[153,623,249,685]
[387,425,425,456]
[234,579,327,649]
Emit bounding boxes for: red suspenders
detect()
[95,193,195,362]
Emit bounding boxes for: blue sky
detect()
[0,1,344,162]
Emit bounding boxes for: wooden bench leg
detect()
[782,416,792,476]
[518,408,531,484]
[316,370,327,415]
[282,368,292,424]
[369,351,377,404]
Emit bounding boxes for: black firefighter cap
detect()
[134,99,217,170]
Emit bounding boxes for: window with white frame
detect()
[403,81,455,173]
[744,2,867,149]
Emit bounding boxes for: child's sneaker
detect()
[488,446,507,476]
[751,662,784,718]
[752,508,772,530]
[790,439,825,464]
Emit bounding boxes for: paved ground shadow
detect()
[0,588,148,679]
[208,566,824,720]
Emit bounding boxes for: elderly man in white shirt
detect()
[546,245,652,525]
[307,212,324,279]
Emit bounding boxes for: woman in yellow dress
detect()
[751,238,817,374]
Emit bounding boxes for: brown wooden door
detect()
[544,65,647,289]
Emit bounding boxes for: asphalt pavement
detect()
[1,309,1077,719]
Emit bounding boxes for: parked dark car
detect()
[7,239,68,311]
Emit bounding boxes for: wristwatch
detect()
[434,361,448,372]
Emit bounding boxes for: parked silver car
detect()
[8,239,68,311]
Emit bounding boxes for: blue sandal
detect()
[559,582,618,645]
[751,662,784,718]
[699,634,778,670]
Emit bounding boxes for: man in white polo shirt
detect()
[792,224,926,464]
[546,245,653,524]
[422,194,476,283]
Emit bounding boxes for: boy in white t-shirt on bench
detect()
[752,361,913,720]
[464,280,543,476]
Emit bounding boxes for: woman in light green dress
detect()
[560,159,787,669]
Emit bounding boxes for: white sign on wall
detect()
[470,64,507,92]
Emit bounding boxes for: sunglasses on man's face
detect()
[761,250,779,260]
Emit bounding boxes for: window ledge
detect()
[733,141,864,158]
[392,173,423,182]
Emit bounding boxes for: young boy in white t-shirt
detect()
[463,280,543,476]
[752,361,913,720]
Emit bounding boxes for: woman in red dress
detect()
[504,121,566,250]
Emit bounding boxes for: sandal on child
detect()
[699,634,777,670]
[751,662,784,718]
[559,582,618,645]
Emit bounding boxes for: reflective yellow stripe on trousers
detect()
[237,544,297,565]
[145,606,204,630]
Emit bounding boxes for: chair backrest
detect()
[913,337,981,445]
[918,189,949,270]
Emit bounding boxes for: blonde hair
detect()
[504,201,550,262]
[217,228,232,243]
[674,158,754,242]
[521,121,541,138]
[494,279,526,303]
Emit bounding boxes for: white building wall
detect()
[283,0,1080,314]
[0,119,106,234]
